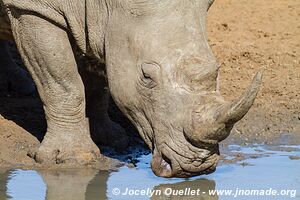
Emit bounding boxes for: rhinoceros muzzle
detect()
[151,142,220,178]
[150,71,262,178]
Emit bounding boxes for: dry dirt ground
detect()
[208,0,300,144]
[0,0,299,169]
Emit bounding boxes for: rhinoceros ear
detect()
[207,0,215,10]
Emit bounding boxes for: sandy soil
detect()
[208,0,300,144]
[0,0,299,168]
[0,116,38,169]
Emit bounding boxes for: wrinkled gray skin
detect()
[0,0,261,177]
[0,7,35,96]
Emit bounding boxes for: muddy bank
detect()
[0,117,38,169]
[0,0,299,169]
[0,116,121,171]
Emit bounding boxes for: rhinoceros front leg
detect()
[79,65,129,152]
[8,13,101,165]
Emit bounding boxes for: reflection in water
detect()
[0,171,9,200]
[85,171,109,200]
[151,179,218,200]
[38,169,102,200]
[4,169,108,200]
[1,145,300,200]
[6,170,46,199]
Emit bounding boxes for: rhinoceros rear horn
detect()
[219,71,262,125]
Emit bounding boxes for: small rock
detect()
[126,163,135,168]
[240,162,254,167]
[289,156,300,160]
[221,23,229,29]
[249,155,260,159]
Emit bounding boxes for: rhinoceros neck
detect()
[86,0,106,63]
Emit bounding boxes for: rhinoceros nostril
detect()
[161,153,172,170]
[150,151,173,178]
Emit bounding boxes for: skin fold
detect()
[0,0,261,177]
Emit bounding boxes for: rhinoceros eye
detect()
[140,62,160,88]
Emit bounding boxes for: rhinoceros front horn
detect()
[218,71,262,125]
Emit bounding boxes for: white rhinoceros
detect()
[0,0,261,177]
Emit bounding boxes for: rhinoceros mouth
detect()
[150,126,220,178]
[151,144,219,178]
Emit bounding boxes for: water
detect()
[1,145,299,200]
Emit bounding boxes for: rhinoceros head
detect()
[104,0,262,177]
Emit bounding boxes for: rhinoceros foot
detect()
[28,120,101,166]
[30,138,101,166]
